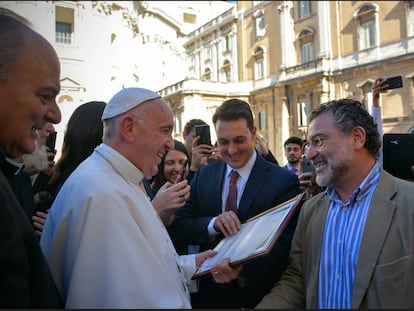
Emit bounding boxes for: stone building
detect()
[2,1,413,163]
[160,1,414,164]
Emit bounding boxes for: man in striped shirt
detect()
[256,98,414,309]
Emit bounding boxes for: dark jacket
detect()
[0,153,63,308]
[170,152,300,308]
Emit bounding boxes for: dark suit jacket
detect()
[170,152,300,308]
[2,159,35,221]
[0,155,63,307]
[257,169,414,309]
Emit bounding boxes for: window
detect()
[301,42,314,63]
[253,10,265,39]
[55,6,74,44]
[223,34,232,52]
[258,110,266,131]
[183,12,196,24]
[297,100,309,127]
[354,3,379,50]
[407,2,414,37]
[361,20,375,49]
[298,28,315,63]
[298,1,311,18]
[204,68,211,81]
[253,47,265,80]
[222,60,231,82]
[56,22,72,44]
[174,113,182,135]
[205,47,212,62]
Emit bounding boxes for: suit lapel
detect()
[351,170,397,308]
[210,161,227,215]
[237,156,269,220]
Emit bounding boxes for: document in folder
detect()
[192,192,308,279]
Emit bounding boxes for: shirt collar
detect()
[325,161,381,205]
[5,157,25,175]
[95,143,144,187]
[0,149,25,176]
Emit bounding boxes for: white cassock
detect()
[40,143,196,308]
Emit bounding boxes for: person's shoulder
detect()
[199,158,225,174]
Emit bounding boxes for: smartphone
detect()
[45,131,57,161]
[195,124,211,146]
[384,75,403,90]
[46,131,57,151]
[179,158,188,182]
[302,156,315,173]
[383,133,414,180]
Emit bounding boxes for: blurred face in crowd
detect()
[284,143,303,165]
[163,150,188,183]
[0,32,61,158]
[215,118,256,169]
[183,127,196,153]
[37,122,55,148]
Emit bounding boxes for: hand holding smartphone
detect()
[383,75,403,90]
[195,124,212,146]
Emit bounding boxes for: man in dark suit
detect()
[0,8,63,307]
[283,136,315,176]
[170,99,300,308]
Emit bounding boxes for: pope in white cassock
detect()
[40,87,222,308]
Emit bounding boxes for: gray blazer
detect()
[257,168,414,309]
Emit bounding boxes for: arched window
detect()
[222,60,231,82]
[354,3,379,50]
[298,28,314,63]
[253,47,265,80]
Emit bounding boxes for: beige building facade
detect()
[2,1,413,163]
[161,1,414,164]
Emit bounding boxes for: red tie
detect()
[291,167,298,174]
[225,170,239,213]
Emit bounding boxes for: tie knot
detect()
[291,167,297,174]
[230,170,239,183]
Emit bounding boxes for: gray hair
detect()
[309,98,381,159]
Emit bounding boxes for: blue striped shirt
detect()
[318,162,381,309]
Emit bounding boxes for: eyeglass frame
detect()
[304,134,327,150]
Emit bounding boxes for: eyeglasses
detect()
[305,134,326,149]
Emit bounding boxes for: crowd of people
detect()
[1,7,414,309]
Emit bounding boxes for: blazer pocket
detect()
[370,255,414,308]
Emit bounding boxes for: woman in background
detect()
[32,101,106,236]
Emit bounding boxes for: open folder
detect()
[192,191,309,279]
